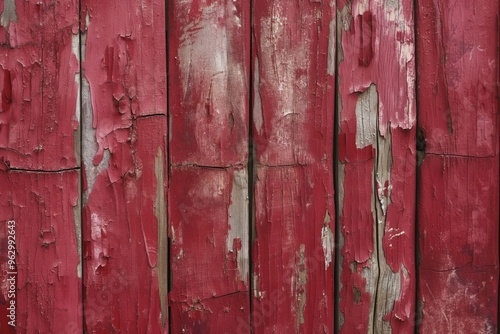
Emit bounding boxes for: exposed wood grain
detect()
[168,0,250,331]
[417,1,499,332]
[336,0,417,332]
[251,1,336,332]
[0,1,81,332]
[81,1,168,332]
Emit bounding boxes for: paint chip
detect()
[227,169,249,284]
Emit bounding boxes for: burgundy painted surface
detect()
[0,171,81,333]
[168,0,250,332]
[81,0,168,332]
[337,0,417,332]
[0,0,498,332]
[417,1,499,332]
[169,167,249,333]
[0,0,80,170]
[252,1,336,332]
[0,1,81,332]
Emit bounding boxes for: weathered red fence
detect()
[0,0,498,333]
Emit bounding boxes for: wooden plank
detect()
[169,167,249,332]
[168,0,250,331]
[0,0,81,332]
[0,0,80,170]
[81,1,168,332]
[336,0,417,332]
[417,1,499,332]
[251,1,336,332]
[0,171,81,333]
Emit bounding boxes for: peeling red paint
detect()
[337,0,416,332]
[81,0,168,332]
[0,171,81,333]
[168,0,250,331]
[0,1,82,332]
[253,165,335,333]
[0,0,80,170]
[168,0,250,167]
[169,167,249,332]
[0,0,498,331]
[417,1,499,332]
[252,0,335,332]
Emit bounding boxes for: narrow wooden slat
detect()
[417,1,499,332]
[81,1,168,332]
[251,1,336,332]
[336,0,417,332]
[168,0,250,331]
[0,1,81,332]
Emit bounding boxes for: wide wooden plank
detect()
[417,1,499,332]
[0,1,81,332]
[81,1,168,332]
[169,167,249,332]
[251,1,336,332]
[336,0,417,332]
[168,0,250,331]
[0,0,80,170]
[0,171,81,333]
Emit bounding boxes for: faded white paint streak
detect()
[228,169,249,283]
[355,84,379,148]
[0,0,17,28]
[376,128,392,216]
[82,77,110,205]
[90,213,108,273]
[155,148,168,327]
[327,19,335,75]
[177,2,247,159]
[258,10,315,164]
[253,57,264,133]
[253,273,262,299]
[73,176,82,278]
[322,211,334,269]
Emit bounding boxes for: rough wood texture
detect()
[0,171,81,333]
[251,1,336,332]
[0,0,80,170]
[417,1,499,332]
[0,1,81,332]
[81,1,168,332]
[336,0,417,332]
[168,0,250,331]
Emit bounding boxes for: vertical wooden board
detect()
[0,171,81,333]
[252,164,335,333]
[81,1,168,332]
[0,0,82,332]
[168,0,250,331]
[169,167,249,332]
[252,0,335,332]
[83,117,168,333]
[418,157,499,332]
[168,0,250,166]
[0,0,80,170]
[336,0,416,332]
[417,1,499,332]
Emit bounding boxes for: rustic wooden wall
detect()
[0,0,498,333]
